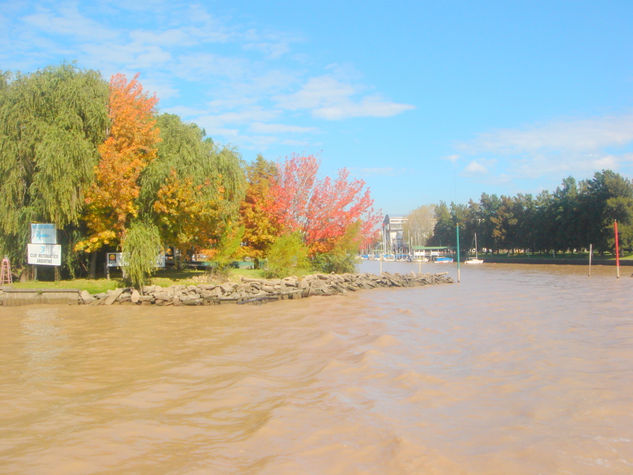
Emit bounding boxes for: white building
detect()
[382,215,408,254]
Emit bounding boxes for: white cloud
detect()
[129,29,194,47]
[176,53,249,80]
[314,95,415,120]
[276,75,414,120]
[140,76,179,100]
[455,113,633,181]
[464,160,487,174]
[243,40,291,59]
[591,154,618,169]
[250,123,317,134]
[7,2,417,152]
[277,76,356,111]
[463,114,633,154]
[23,6,118,41]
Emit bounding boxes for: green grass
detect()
[9,278,120,294]
[227,268,267,280]
[5,267,270,294]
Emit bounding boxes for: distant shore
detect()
[480,256,633,266]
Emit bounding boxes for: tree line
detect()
[427,172,633,255]
[0,64,379,281]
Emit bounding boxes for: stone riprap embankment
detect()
[76,272,453,306]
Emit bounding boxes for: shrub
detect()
[265,232,310,278]
[121,221,162,290]
[311,222,361,274]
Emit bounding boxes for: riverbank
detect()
[481,255,633,266]
[0,272,453,306]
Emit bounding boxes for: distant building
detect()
[382,215,408,253]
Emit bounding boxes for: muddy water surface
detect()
[1,263,632,473]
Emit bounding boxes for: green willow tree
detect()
[0,65,109,275]
[121,220,162,290]
[139,114,246,264]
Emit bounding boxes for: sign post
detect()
[614,220,620,279]
[456,224,461,283]
[28,223,60,280]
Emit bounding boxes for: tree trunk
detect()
[89,252,97,279]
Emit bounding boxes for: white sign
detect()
[107,252,126,267]
[27,244,62,266]
[107,252,165,268]
[31,223,57,244]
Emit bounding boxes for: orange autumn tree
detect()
[152,170,227,259]
[268,155,381,255]
[76,73,160,253]
[239,155,281,261]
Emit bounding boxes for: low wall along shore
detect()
[1,272,453,306]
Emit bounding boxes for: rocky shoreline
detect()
[76,272,453,306]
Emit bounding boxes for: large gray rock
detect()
[79,290,94,305]
[103,288,124,305]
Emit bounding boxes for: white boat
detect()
[465,233,484,264]
[465,258,483,264]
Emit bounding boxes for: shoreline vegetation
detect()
[0,272,453,306]
[0,66,379,288]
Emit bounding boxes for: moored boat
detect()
[434,256,454,263]
[465,233,484,264]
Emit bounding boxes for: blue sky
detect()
[2,1,633,215]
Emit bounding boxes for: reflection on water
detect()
[1,263,632,473]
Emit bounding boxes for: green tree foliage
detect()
[427,170,633,255]
[140,114,246,258]
[312,221,362,274]
[404,204,435,248]
[429,201,453,246]
[0,65,109,270]
[121,221,162,290]
[583,170,633,252]
[208,221,244,277]
[265,232,310,278]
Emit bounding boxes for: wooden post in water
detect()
[456,224,461,283]
[588,243,592,277]
[614,220,620,279]
[379,254,383,274]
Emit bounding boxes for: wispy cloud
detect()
[6,2,415,153]
[276,75,414,120]
[462,115,633,154]
[23,5,118,41]
[456,113,633,180]
[464,160,488,174]
[250,123,318,134]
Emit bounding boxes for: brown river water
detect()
[1,262,632,474]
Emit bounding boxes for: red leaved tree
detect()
[268,155,381,254]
